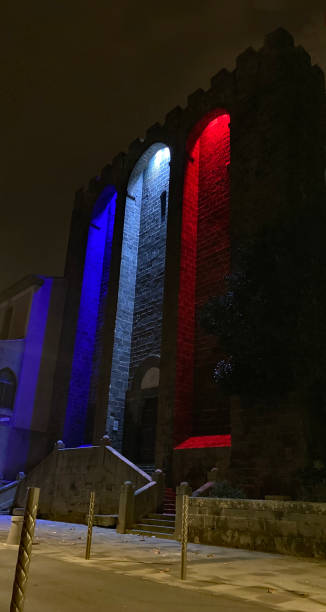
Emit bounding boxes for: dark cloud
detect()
[1,1,325,291]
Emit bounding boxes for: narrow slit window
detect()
[160,190,167,221]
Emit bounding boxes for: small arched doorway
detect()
[123,358,160,466]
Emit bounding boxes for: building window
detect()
[0,368,16,411]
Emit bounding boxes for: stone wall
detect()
[186,497,326,558]
[128,150,169,381]
[47,194,93,449]
[15,444,150,523]
[106,176,143,450]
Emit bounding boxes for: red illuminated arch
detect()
[174,110,230,446]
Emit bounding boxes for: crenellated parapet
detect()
[72,27,325,223]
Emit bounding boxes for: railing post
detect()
[54,440,65,451]
[174,481,192,540]
[207,466,219,481]
[117,481,134,534]
[10,486,40,612]
[152,469,165,513]
[85,491,95,560]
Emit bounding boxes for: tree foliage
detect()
[200,209,326,398]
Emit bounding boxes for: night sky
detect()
[1,1,325,293]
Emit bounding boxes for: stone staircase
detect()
[137,464,156,477]
[126,487,176,539]
[163,487,176,514]
[0,480,19,514]
[93,514,118,528]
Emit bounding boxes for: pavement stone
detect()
[1,515,326,611]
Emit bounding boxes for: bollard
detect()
[85,491,95,560]
[175,482,192,540]
[10,487,40,612]
[180,494,189,580]
[117,481,134,534]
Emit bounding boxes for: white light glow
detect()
[153,147,170,168]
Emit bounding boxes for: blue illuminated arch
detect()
[107,144,171,448]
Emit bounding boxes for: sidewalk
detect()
[1,515,326,611]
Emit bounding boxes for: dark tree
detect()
[200,209,326,401]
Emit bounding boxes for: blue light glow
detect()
[13,278,53,431]
[64,187,117,447]
[4,278,53,476]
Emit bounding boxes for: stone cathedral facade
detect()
[0,28,325,497]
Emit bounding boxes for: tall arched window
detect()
[175,110,230,445]
[108,144,171,449]
[0,368,16,411]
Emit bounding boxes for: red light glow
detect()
[175,110,230,445]
[174,434,231,449]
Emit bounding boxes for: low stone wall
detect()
[186,497,326,558]
[15,445,150,522]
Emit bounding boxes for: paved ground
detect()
[1,516,326,611]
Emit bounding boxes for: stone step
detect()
[137,465,155,475]
[147,513,175,520]
[164,488,176,499]
[126,529,175,540]
[134,523,174,535]
[138,517,175,527]
[93,514,118,528]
